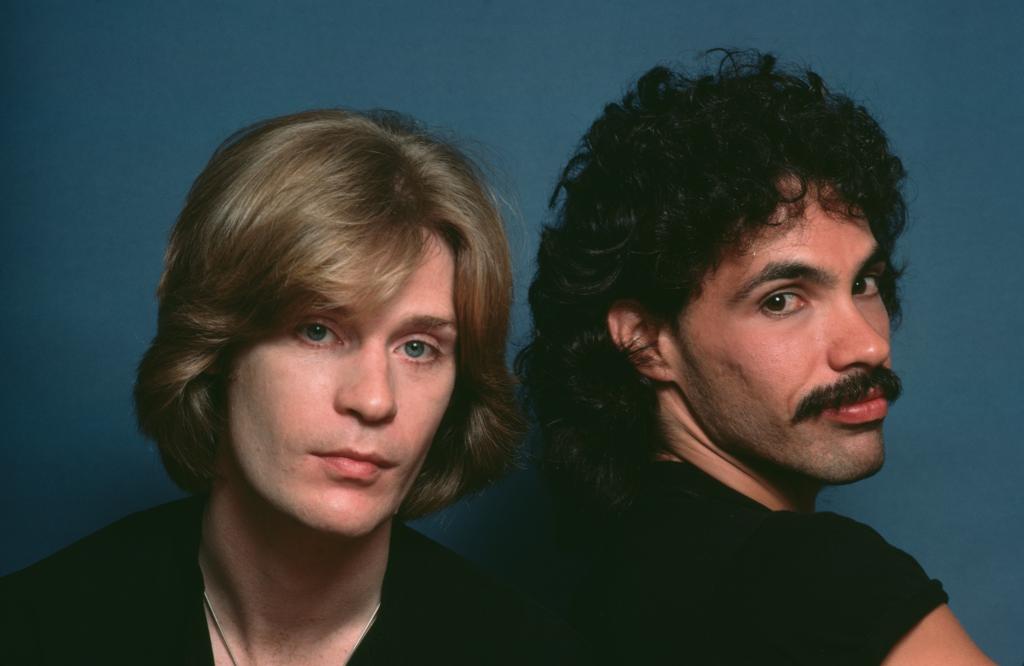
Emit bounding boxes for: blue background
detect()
[2,1,1021,661]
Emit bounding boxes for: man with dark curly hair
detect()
[518,51,992,664]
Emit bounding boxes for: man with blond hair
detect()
[2,109,576,664]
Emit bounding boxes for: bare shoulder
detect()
[882,605,994,665]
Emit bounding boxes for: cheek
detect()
[227,355,319,460]
[724,328,818,405]
[412,371,456,427]
[226,379,277,463]
[862,299,891,340]
[397,369,456,450]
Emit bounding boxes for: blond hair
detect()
[135,109,522,517]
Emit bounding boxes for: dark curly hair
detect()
[517,50,907,517]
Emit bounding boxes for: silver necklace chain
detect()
[202,589,382,666]
[203,589,239,666]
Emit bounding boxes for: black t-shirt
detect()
[573,462,948,665]
[1,497,582,665]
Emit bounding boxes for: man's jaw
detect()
[655,387,820,512]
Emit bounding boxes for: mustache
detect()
[792,367,902,424]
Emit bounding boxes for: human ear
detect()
[606,300,676,383]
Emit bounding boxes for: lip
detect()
[313,450,396,482]
[821,388,888,425]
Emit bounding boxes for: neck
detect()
[656,385,819,513]
[200,480,389,662]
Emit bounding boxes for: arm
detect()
[881,605,994,665]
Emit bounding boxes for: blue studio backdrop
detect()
[2,1,1021,661]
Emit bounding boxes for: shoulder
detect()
[2,497,202,596]
[572,504,947,665]
[0,497,206,665]
[377,523,586,664]
[740,510,941,592]
[577,478,771,602]
[387,523,492,587]
[569,475,772,651]
[725,510,948,663]
[387,523,545,615]
[606,462,777,569]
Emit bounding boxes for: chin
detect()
[249,484,395,540]
[822,460,883,486]
[311,518,389,540]
[297,494,397,539]
[816,433,886,485]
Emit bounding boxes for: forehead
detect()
[348,234,457,323]
[702,206,879,297]
[292,232,457,321]
[386,236,456,314]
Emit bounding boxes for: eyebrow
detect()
[730,244,885,304]
[400,315,457,333]
[312,306,456,333]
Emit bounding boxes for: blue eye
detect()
[303,323,329,342]
[403,340,427,358]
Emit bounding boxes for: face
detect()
[221,235,457,537]
[662,202,895,486]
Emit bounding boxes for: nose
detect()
[334,347,397,424]
[826,300,891,372]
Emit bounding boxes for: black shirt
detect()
[1,497,581,665]
[573,462,948,665]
